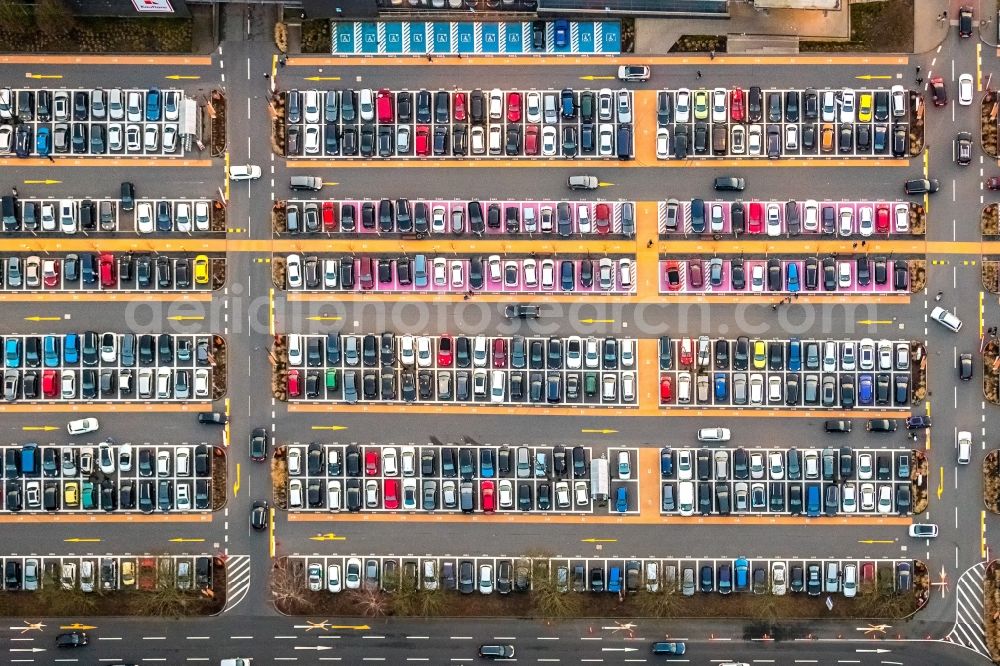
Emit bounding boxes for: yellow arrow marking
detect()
[299,620,371,631]
[937,466,944,500]
[305,76,343,81]
[166,75,201,80]
[63,538,101,543]
[22,426,57,431]
[167,315,204,321]
[60,623,97,630]
[311,425,349,431]
[857,320,894,325]
[858,539,895,544]
[24,316,61,322]
[579,75,616,81]
[25,73,62,80]
[581,428,618,434]
[269,507,276,559]
[168,538,205,543]
[581,538,617,543]
[307,316,343,321]
[310,533,347,541]
[23,179,61,185]
[580,318,615,324]
[598,182,615,187]
[233,463,241,498]
[855,74,892,80]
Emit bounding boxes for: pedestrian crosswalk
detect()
[222,555,252,614]
[944,561,989,657]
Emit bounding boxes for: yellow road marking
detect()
[25,74,62,80]
[59,623,96,630]
[233,463,241,498]
[858,539,895,544]
[580,428,617,434]
[23,315,61,321]
[937,466,944,500]
[21,426,57,431]
[311,425,349,431]
[581,538,617,543]
[310,533,347,541]
[978,43,983,92]
[168,537,205,543]
[165,74,200,80]
[269,507,276,559]
[23,179,60,184]
[63,537,101,543]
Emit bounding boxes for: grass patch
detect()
[0,16,191,53]
[669,35,726,53]
[302,19,331,54]
[801,0,913,53]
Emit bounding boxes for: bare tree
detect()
[270,559,308,612]
[350,587,389,617]
[0,0,31,35]
[34,0,75,35]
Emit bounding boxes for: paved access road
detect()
[0,2,996,664]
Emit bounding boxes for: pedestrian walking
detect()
[463,294,469,301]
[10,187,17,197]
[771,303,778,311]
[861,240,866,247]
[646,239,654,248]
[696,70,702,79]
[427,55,433,62]
[264,73,269,80]
[46,154,54,163]
[852,241,858,248]
[709,50,715,60]
[916,65,921,73]
[916,77,923,85]
[935,291,943,301]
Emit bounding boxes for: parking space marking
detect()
[289,55,908,67]
[0,55,212,65]
[287,157,905,169]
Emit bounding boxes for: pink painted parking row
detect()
[286,255,637,294]
[658,257,910,295]
[287,199,635,237]
[657,199,912,237]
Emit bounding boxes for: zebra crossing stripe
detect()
[522,21,531,52]
[657,201,668,233]
[570,22,580,52]
[474,23,483,53]
[594,23,603,53]
[450,22,459,55]
[353,22,362,53]
[222,555,252,613]
[377,23,386,55]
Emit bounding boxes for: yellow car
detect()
[194,254,210,285]
[693,90,710,120]
[63,481,79,507]
[752,340,767,370]
[858,92,873,122]
[121,560,136,587]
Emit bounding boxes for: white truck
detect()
[590,458,609,506]
[220,660,251,666]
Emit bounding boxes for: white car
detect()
[598,124,614,156]
[327,564,342,593]
[229,165,261,180]
[470,126,485,155]
[656,128,670,158]
[578,206,592,233]
[894,203,909,232]
[450,260,464,288]
[523,259,538,287]
[59,200,76,234]
[860,483,876,511]
[771,562,787,596]
[675,88,691,122]
[541,125,558,156]
[891,84,906,117]
[125,124,141,152]
[617,450,631,479]
[784,124,798,150]
[525,91,541,123]
[839,88,856,123]
[498,479,513,509]
[0,125,11,154]
[285,254,302,288]
[697,427,730,442]
[876,485,893,514]
[107,123,122,152]
[303,125,320,154]
[841,483,857,513]
[959,73,974,105]
[750,264,764,292]
[540,259,555,289]
[765,203,781,237]
[616,89,632,123]
[958,431,972,464]
[345,558,362,589]
[195,201,210,231]
[619,258,633,289]
[574,480,589,505]
[730,125,745,154]
[839,207,853,236]
[711,87,727,122]
[930,306,963,332]
[803,200,818,232]
[67,418,99,435]
[747,124,762,155]
[143,124,159,151]
[399,336,415,367]
[858,205,873,237]
[136,202,154,234]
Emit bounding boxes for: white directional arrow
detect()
[10,648,46,652]
[601,647,638,652]
[294,645,334,651]
[856,648,891,653]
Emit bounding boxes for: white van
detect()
[287,334,302,365]
[358,89,374,122]
[288,479,304,508]
[80,560,95,593]
[697,427,731,442]
[957,431,972,464]
[676,371,691,403]
[677,481,695,516]
[620,339,635,368]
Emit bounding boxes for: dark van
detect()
[616,124,632,160]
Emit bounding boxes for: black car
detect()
[55,631,88,648]
[250,499,269,530]
[959,353,973,381]
[250,428,268,461]
[713,176,745,191]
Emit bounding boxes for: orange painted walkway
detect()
[0,292,211,302]
[0,513,212,524]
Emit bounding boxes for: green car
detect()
[584,373,598,397]
[82,481,96,510]
[693,90,709,120]
[325,368,338,392]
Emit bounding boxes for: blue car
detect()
[35,126,50,156]
[787,337,801,371]
[858,373,873,405]
[786,262,800,292]
[43,336,60,368]
[479,448,494,479]
[554,19,569,48]
[4,338,20,368]
[660,448,673,477]
[63,333,79,364]
[145,87,161,122]
[714,372,728,401]
[734,557,749,591]
[615,486,628,513]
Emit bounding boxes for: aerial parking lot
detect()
[1,7,994,665]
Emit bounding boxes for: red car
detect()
[376,88,393,123]
[383,479,399,509]
[322,201,337,231]
[42,370,57,398]
[730,87,745,122]
[874,205,889,233]
[664,261,681,291]
[524,125,539,155]
[929,76,947,107]
[506,92,522,123]
[492,338,507,368]
[861,561,875,584]
[747,203,763,234]
[42,258,60,288]
[365,449,380,476]
[481,480,495,513]
[987,177,1000,191]
[438,335,453,366]
[660,376,672,402]
[98,253,115,288]
[415,125,431,156]
[287,369,300,397]
[688,261,703,289]
[679,339,693,367]
[595,203,611,234]
[453,92,467,122]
